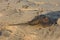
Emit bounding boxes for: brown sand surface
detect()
[0,0,60,40]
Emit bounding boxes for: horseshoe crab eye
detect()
[42,17,49,23]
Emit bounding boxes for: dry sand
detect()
[0,0,60,40]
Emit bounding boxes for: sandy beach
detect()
[0,0,60,40]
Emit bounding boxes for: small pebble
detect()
[0,31,2,36]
